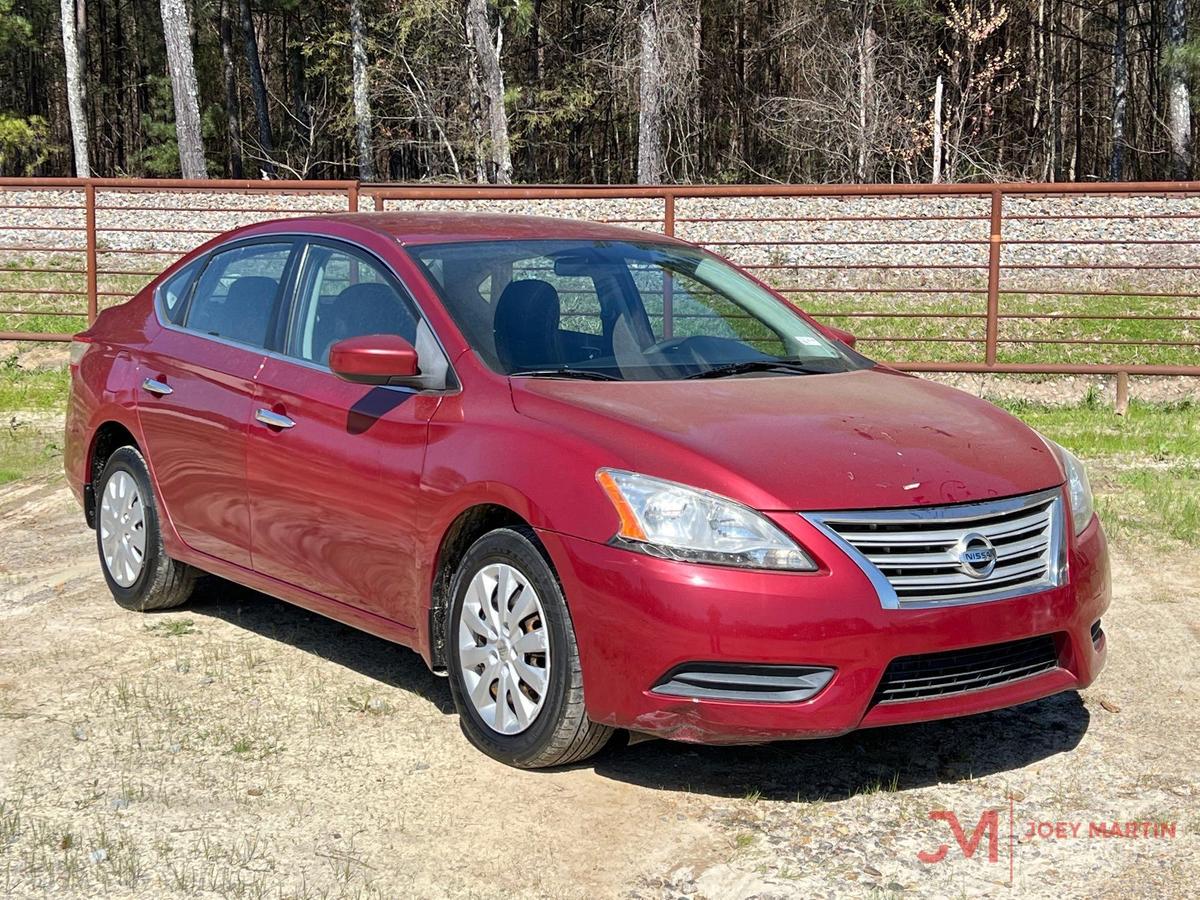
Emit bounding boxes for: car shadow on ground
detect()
[184,576,454,714]
[181,577,1089,800]
[593,692,1090,801]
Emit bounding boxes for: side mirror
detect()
[819,324,857,349]
[329,334,420,386]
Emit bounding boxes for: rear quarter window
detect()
[155,259,201,325]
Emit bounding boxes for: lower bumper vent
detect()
[652,663,835,703]
[1091,619,1103,646]
[874,634,1060,704]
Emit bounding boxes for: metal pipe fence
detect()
[1,177,1197,379]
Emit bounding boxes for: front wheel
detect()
[446,527,613,768]
[95,445,197,611]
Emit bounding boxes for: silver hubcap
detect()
[457,563,550,735]
[99,471,146,588]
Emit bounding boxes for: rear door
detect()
[245,239,444,625]
[136,239,297,568]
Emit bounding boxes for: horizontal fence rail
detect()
[1,177,1198,378]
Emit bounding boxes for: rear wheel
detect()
[95,445,197,611]
[446,527,613,768]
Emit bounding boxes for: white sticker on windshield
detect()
[794,335,823,346]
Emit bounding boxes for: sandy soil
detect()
[1,475,1196,898]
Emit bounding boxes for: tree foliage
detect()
[0,0,1195,181]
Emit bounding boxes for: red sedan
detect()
[64,213,1110,768]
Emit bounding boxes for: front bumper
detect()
[538,509,1110,744]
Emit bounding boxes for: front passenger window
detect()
[289,245,418,365]
[185,243,293,347]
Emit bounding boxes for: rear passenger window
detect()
[185,243,293,347]
[157,259,201,325]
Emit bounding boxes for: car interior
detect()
[416,244,836,380]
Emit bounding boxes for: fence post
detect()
[348,182,359,211]
[662,190,675,338]
[984,189,1002,366]
[1115,371,1130,415]
[85,182,97,325]
[373,191,384,212]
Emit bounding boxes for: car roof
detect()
[260,211,690,247]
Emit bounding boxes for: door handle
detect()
[142,378,173,396]
[255,409,296,430]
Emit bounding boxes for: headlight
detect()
[1049,441,1095,534]
[596,469,816,570]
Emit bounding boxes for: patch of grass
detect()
[0,355,69,482]
[1101,465,1200,544]
[0,358,70,411]
[998,398,1200,546]
[799,290,1200,368]
[996,398,1200,460]
[143,619,196,638]
[0,417,61,484]
[231,737,254,755]
[0,260,146,336]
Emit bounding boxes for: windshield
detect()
[407,239,871,381]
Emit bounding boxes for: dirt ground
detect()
[1,474,1197,899]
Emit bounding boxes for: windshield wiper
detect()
[510,368,623,381]
[686,359,830,380]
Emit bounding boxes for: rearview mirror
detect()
[818,324,857,349]
[329,334,420,386]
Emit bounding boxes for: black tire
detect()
[95,445,197,611]
[446,526,614,769]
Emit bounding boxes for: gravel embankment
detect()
[2,187,1198,294]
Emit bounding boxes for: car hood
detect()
[509,367,1065,511]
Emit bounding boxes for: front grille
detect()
[804,489,1064,608]
[874,634,1060,703]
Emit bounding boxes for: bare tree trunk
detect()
[159,0,207,178]
[75,0,88,132]
[1166,0,1193,179]
[287,27,311,135]
[856,4,876,183]
[1110,0,1128,180]
[932,75,943,183]
[532,0,545,83]
[465,36,487,183]
[218,0,244,178]
[1071,3,1082,181]
[349,0,376,180]
[465,0,513,184]
[239,0,275,175]
[59,0,90,176]
[686,0,701,180]
[637,0,665,183]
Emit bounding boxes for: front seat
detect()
[493,279,562,371]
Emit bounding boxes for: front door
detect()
[136,240,296,568]
[245,240,441,625]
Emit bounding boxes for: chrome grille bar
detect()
[802,488,1067,609]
